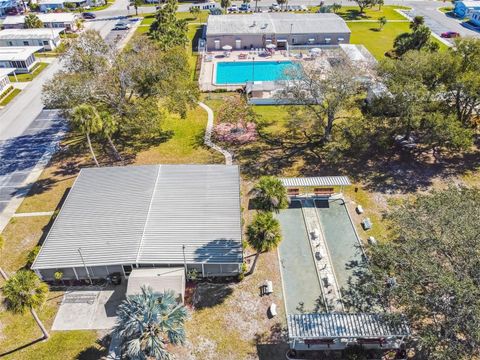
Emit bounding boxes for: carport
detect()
[126,268,185,303]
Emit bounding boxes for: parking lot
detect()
[0,110,66,228]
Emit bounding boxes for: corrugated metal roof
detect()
[3,13,77,25]
[288,313,410,339]
[279,176,351,187]
[0,28,63,40]
[32,165,242,270]
[206,13,351,36]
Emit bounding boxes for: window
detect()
[23,41,29,46]
[123,265,133,276]
[43,40,49,45]
[7,41,13,46]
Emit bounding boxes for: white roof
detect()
[206,13,351,36]
[0,28,63,40]
[3,12,77,25]
[32,165,243,270]
[0,46,42,60]
[279,176,351,187]
[0,68,15,77]
[126,268,185,298]
[39,0,67,4]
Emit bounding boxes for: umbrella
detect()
[266,43,276,49]
[309,47,321,54]
[222,45,233,51]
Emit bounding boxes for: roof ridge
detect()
[135,165,162,264]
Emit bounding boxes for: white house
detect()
[0,46,41,73]
[3,12,78,32]
[0,28,63,51]
[0,68,15,97]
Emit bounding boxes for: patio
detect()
[52,284,126,330]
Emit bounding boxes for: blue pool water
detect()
[215,61,297,84]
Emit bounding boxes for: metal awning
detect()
[288,313,410,339]
[279,176,351,187]
[126,267,185,302]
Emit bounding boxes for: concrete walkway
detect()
[301,198,343,312]
[198,101,233,165]
[13,211,54,217]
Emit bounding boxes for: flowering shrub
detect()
[214,122,257,144]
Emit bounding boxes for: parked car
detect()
[113,22,131,30]
[270,3,280,10]
[227,4,238,11]
[239,3,250,11]
[82,12,96,19]
[441,31,460,38]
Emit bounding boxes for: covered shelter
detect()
[32,164,243,282]
[288,313,410,351]
[279,176,351,197]
[126,268,185,303]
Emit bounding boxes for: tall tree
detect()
[378,16,387,30]
[189,6,200,19]
[3,270,50,339]
[133,0,142,16]
[149,0,188,50]
[331,2,342,13]
[249,176,289,213]
[24,13,43,29]
[349,0,376,13]
[366,187,480,360]
[220,0,231,12]
[392,18,438,57]
[247,212,282,274]
[114,286,187,360]
[70,104,103,166]
[280,57,361,149]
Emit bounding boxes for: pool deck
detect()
[198,50,323,91]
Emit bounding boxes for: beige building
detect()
[205,13,351,51]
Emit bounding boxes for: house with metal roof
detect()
[0,28,63,51]
[0,46,41,73]
[3,12,79,32]
[32,164,243,282]
[205,13,351,51]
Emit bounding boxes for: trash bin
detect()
[107,272,122,285]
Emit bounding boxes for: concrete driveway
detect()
[52,284,126,330]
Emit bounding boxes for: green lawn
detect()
[9,62,49,82]
[349,22,410,59]
[438,6,454,13]
[0,87,20,106]
[332,5,410,20]
[141,10,209,25]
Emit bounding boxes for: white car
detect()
[228,4,238,11]
[113,22,131,30]
[270,3,280,10]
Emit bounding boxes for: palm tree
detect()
[71,104,103,167]
[24,14,43,29]
[114,286,187,360]
[249,176,289,213]
[331,3,342,13]
[100,111,122,161]
[378,16,387,31]
[247,212,282,274]
[220,0,230,12]
[2,270,50,339]
[410,15,425,30]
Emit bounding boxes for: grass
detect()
[0,87,20,106]
[438,6,454,13]
[134,105,223,164]
[9,62,49,82]
[336,5,410,21]
[141,10,209,26]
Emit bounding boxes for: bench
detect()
[287,188,300,196]
[314,187,334,196]
[362,218,372,230]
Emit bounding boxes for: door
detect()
[214,40,220,50]
[235,39,241,50]
[123,265,133,277]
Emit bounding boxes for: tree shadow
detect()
[0,337,45,357]
[75,335,110,360]
[192,282,234,309]
[254,323,289,360]
[339,9,371,20]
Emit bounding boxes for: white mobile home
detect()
[3,12,78,31]
[0,46,41,73]
[0,68,14,97]
[32,165,244,282]
[0,28,63,51]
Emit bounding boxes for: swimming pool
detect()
[215,61,297,84]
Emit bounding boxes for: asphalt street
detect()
[0,0,132,231]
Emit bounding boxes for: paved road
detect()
[0,0,132,232]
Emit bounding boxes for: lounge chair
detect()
[264,280,273,294]
[362,218,372,230]
[269,303,277,317]
[356,205,364,214]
